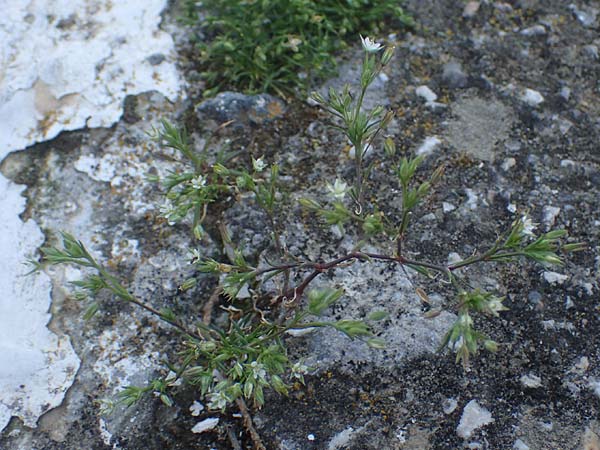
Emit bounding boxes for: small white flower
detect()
[485,297,508,316]
[189,401,205,416]
[191,175,207,190]
[189,248,202,260]
[159,200,177,225]
[360,35,383,53]
[326,178,349,200]
[291,362,308,380]
[252,156,267,172]
[283,36,302,52]
[207,391,229,411]
[165,370,182,386]
[521,214,537,237]
[249,361,267,381]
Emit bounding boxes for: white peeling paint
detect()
[0,1,183,434]
[0,175,80,431]
[0,0,182,157]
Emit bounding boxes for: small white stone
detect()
[189,401,204,416]
[507,203,517,213]
[494,3,513,13]
[327,427,356,450]
[514,439,530,450]
[192,417,219,434]
[457,400,494,439]
[573,356,590,373]
[521,88,545,106]
[560,86,571,100]
[463,1,481,18]
[465,189,479,210]
[589,379,600,398]
[501,157,516,171]
[560,159,576,168]
[520,25,546,36]
[565,296,575,309]
[543,271,568,285]
[520,373,542,388]
[542,206,561,228]
[416,85,438,103]
[308,434,316,441]
[448,252,462,265]
[443,397,458,414]
[286,327,317,337]
[443,202,456,213]
[416,136,442,156]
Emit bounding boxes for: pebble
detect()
[514,439,530,450]
[566,296,575,309]
[415,85,438,103]
[443,202,456,213]
[558,119,573,135]
[443,397,458,414]
[196,92,286,126]
[501,157,516,171]
[457,400,494,439]
[494,2,513,12]
[559,86,571,100]
[528,290,542,305]
[569,4,598,28]
[543,271,569,285]
[448,252,462,265]
[520,25,546,36]
[189,401,204,416]
[521,88,545,106]
[561,159,576,168]
[442,61,468,88]
[573,356,590,373]
[463,1,481,18]
[191,417,219,434]
[520,373,542,388]
[583,45,599,60]
[416,136,442,156]
[542,205,561,228]
[589,379,600,398]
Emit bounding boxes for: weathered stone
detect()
[442,61,468,89]
[446,97,512,162]
[196,92,286,127]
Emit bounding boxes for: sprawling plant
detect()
[35,37,583,444]
[184,0,413,96]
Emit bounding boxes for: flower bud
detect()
[484,340,499,353]
[430,164,445,184]
[213,163,229,175]
[381,45,395,65]
[179,278,197,292]
[380,110,395,129]
[383,137,396,158]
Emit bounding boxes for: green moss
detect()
[184,0,413,97]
